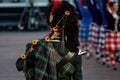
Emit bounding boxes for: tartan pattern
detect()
[104,30,120,51]
[35,42,57,80]
[35,41,59,80]
[25,40,76,80]
[109,52,117,69]
[98,26,107,47]
[79,24,90,42]
[16,39,83,80]
[89,23,100,47]
[63,62,76,75]
[24,41,58,80]
[48,43,76,75]
[80,42,93,58]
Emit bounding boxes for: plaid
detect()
[47,42,76,75]
[98,26,107,47]
[63,62,76,75]
[16,39,82,80]
[35,41,58,80]
[89,23,100,47]
[109,52,117,69]
[104,30,120,51]
[79,24,90,42]
[25,40,76,80]
[24,41,57,80]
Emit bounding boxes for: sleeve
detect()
[86,0,102,26]
[102,0,109,17]
[93,0,102,26]
[76,0,83,12]
[118,18,120,32]
[97,0,107,26]
[86,0,95,16]
[74,0,82,20]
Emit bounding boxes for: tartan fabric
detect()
[35,41,59,80]
[79,24,90,42]
[103,30,120,51]
[98,26,107,47]
[63,62,76,75]
[89,23,100,47]
[48,42,76,75]
[16,40,83,80]
[24,41,58,80]
[24,40,77,80]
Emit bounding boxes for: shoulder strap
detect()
[47,42,76,75]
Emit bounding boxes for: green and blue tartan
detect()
[35,41,77,79]
[34,41,57,80]
[16,40,82,80]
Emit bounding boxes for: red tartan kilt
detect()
[104,30,120,51]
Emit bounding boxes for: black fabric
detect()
[102,0,120,31]
[57,57,69,70]
[16,58,24,71]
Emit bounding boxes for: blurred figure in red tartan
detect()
[102,0,120,70]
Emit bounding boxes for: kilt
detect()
[104,30,120,51]
[79,24,90,42]
[98,26,107,48]
[88,23,100,47]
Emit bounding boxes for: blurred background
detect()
[0,0,49,31]
[0,0,76,31]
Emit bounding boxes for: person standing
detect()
[16,1,84,80]
[76,0,93,59]
[102,0,120,70]
[86,0,103,62]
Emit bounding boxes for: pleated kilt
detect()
[103,30,120,51]
[79,24,90,42]
[88,23,100,47]
[98,25,107,48]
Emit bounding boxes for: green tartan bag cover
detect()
[16,57,24,71]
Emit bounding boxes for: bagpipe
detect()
[16,10,86,80]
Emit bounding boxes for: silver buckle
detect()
[78,49,86,55]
